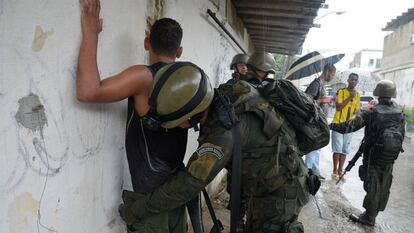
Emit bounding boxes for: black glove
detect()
[118,203,136,225]
[119,190,147,225]
[306,169,321,195]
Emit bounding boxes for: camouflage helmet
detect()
[373,80,397,98]
[247,52,276,74]
[230,53,249,69]
[150,62,214,128]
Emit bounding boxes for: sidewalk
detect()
[194,176,372,233]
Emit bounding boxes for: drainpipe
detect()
[207,9,247,54]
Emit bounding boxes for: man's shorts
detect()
[331,130,352,155]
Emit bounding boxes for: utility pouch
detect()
[296,176,310,205]
[358,165,367,181]
[284,185,298,216]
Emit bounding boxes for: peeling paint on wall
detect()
[8,192,39,233]
[32,25,54,52]
[15,93,47,133]
[154,0,165,19]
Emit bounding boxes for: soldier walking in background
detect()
[330,80,405,226]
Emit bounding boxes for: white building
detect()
[349,49,383,70]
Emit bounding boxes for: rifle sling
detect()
[230,124,242,233]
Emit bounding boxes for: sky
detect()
[302,0,414,71]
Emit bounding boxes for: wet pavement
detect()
[190,127,414,233]
[319,129,414,233]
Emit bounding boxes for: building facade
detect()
[377,8,414,108]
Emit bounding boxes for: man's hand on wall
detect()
[80,0,103,35]
[145,16,156,38]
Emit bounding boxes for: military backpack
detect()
[258,79,330,155]
[369,104,405,164]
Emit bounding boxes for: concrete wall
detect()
[382,21,414,69]
[0,1,250,233]
[383,21,414,57]
[382,67,414,108]
[379,20,414,108]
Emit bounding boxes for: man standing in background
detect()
[331,73,360,180]
[304,64,336,179]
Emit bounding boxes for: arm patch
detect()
[196,143,224,160]
[188,143,224,181]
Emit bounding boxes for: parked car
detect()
[360,95,374,112]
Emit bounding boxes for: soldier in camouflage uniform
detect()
[241,52,277,85]
[120,54,310,233]
[230,53,249,80]
[330,80,405,226]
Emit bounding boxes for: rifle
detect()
[336,140,365,184]
[187,193,204,233]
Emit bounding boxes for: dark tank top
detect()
[125,62,188,192]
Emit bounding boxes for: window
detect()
[369,59,374,66]
[375,59,381,68]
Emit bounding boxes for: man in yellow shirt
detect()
[331,73,360,180]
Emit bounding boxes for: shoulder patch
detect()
[196,143,224,160]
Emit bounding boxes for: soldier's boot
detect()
[349,211,376,226]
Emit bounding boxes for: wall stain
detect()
[154,0,165,19]
[32,25,54,52]
[107,218,116,229]
[15,93,47,133]
[8,192,39,233]
[2,94,69,191]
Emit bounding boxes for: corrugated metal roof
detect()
[232,0,325,55]
[383,7,414,31]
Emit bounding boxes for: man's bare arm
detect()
[76,0,152,102]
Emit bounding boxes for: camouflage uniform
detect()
[330,99,405,222]
[121,78,310,233]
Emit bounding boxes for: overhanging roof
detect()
[232,0,325,55]
[383,7,414,31]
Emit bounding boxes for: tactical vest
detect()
[219,80,309,197]
[367,103,405,165]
